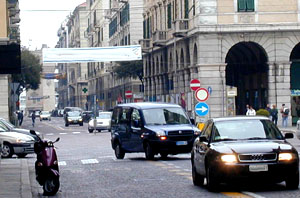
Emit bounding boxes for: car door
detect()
[196,121,213,175]
[115,107,132,151]
[128,108,144,152]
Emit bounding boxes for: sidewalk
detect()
[0,158,32,198]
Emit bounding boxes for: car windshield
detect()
[97,113,111,119]
[142,107,190,125]
[213,119,284,142]
[0,119,14,129]
[41,111,50,115]
[67,111,81,117]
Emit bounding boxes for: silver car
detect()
[88,112,112,133]
[0,126,35,158]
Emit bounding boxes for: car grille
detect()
[167,130,194,141]
[24,147,34,153]
[238,153,277,162]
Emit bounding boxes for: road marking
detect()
[221,192,252,198]
[169,169,181,172]
[242,192,266,198]
[72,132,81,134]
[59,133,67,135]
[58,161,67,166]
[46,133,54,136]
[183,169,190,172]
[81,159,99,164]
[98,156,114,159]
[175,172,191,176]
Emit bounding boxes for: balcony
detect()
[173,19,189,38]
[152,30,167,47]
[139,39,152,53]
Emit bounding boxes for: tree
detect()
[12,49,43,94]
[113,60,144,87]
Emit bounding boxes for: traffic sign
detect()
[125,90,133,98]
[190,79,201,91]
[195,102,209,116]
[82,87,88,93]
[195,88,209,102]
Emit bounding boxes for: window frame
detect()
[238,0,255,12]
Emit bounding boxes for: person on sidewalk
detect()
[18,110,24,126]
[265,104,272,120]
[246,106,256,116]
[270,104,278,126]
[280,104,289,128]
[31,111,36,127]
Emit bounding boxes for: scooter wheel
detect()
[43,178,60,196]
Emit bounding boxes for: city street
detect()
[16,117,300,198]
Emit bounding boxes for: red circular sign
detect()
[190,79,201,91]
[125,90,133,98]
[195,88,209,102]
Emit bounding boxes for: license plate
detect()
[30,144,34,148]
[249,164,268,172]
[176,141,188,146]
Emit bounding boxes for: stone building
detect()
[141,0,300,125]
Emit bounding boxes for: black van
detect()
[111,102,201,160]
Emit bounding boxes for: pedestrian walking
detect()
[280,104,289,128]
[265,104,272,120]
[270,104,278,126]
[246,106,256,116]
[18,110,23,126]
[31,111,36,127]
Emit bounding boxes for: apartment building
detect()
[141,0,300,125]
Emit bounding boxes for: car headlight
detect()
[221,154,237,163]
[279,153,293,161]
[194,130,201,136]
[79,118,82,121]
[68,118,72,121]
[16,139,26,143]
[156,131,165,137]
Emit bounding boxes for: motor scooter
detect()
[30,130,60,196]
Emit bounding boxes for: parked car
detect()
[64,111,83,127]
[0,118,43,141]
[40,111,51,121]
[191,116,299,191]
[0,125,35,158]
[111,102,200,160]
[88,111,112,133]
[82,111,94,123]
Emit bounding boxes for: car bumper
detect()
[149,137,195,154]
[88,125,110,130]
[11,143,35,154]
[209,161,299,183]
[67,120,83,124]
[40,117,50,120]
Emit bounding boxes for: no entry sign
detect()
[190,79,201,91]
[195,88,209,102]
[125,90,133,98]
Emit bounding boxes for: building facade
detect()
[141,0,300,125]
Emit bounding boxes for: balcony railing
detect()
[153,30,167,47]
[173,19,189,37]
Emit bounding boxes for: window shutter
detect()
[168,3,172,29]
[238,0,246,11]
[246,0,255,11]
[184,0,189,19]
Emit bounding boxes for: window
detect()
[184,0,189,19]
[167,3,172,29]
[238,0,254,12]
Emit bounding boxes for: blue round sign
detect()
[195,102,209,116]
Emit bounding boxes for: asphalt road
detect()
[19,117,300,198]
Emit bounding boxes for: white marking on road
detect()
[174,166,181,169]
[58,126,65,130]
[242,192,266,198]
[81,159,99,164]
[46,133,54,136]
[59,133,67,135]
[183,169,190,172]
[72,132,81,134]
[58,161,67,166]
[98,156,114,159]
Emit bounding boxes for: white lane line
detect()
[174,166,181,169]
[183,169,190,172]
[46,133,54,136]
[242,191,266,198]
[81,159,99,164]
[58,161,67,166]
[59,133,67,135]
[72,132,81,134]
[58,126,65,130]
[98,156,114,159]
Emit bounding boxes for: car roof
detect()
[115,102,182,110]
[211,116,270,122]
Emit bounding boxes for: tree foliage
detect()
[12,49,43,92]
[113,60,143,83]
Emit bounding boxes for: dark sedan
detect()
[191,116,299,191]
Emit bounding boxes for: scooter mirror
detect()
[55,137,60,142]
[30,130,36,135]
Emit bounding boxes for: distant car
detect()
[0,118,43,141]
[0,125,35,158]
[39,111,51,121]
[191,116,299,191]
[82,111,94,122]
[88,111,112,133]
[65,111,83,127]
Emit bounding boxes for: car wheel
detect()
[192,163,204,186]
[115,143,125,159]
[145,142,154,160]
[17,154,27,158]
[206,167,219,191]
[97,130,101,132]
[88,129,93,133]
[80,123,83,126]
[160,152,168,159]
[40,119,42,121]
[65,123,69,127]
[286,171,299,190]
[2,143,14,158]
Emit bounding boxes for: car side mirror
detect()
[199,135,208,142]
[30,130,36,135]
[284,133,294,139]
